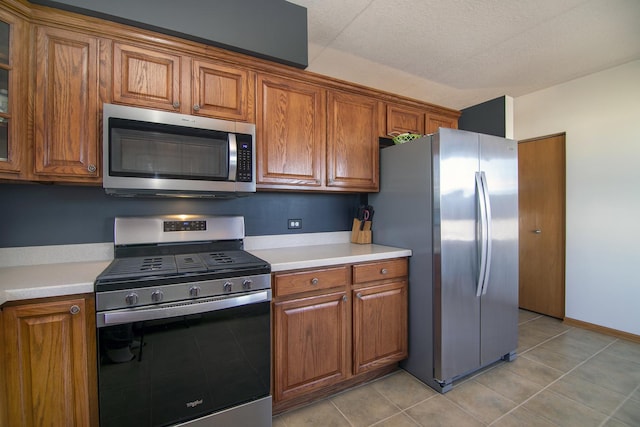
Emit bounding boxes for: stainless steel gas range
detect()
[95,215,272,427]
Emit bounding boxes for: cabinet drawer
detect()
[274,266,349,297]
[353,258,408,284]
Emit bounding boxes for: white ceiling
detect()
[287,0,640,110]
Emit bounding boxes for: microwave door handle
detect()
[228,133,237,181]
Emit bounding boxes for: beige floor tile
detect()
[602,417,633,427]
[474,364,543,403]
[502,355,563,387]
[571,352,640,395]
[331,383,400,427]
[405,395,484,427]
[272,415,289,427]
[612,398,640,426]
[372,370,436,410]
[523,390,607,427]
[522,346,588,372]
[603,339,640,364]
[631,388,640,402]
[558,328,616,354]
[537,333,603,360]
[550,371,628,415]
[519,309,542,324]
[444,380,516,424]
[373,412,420,427]
[491,407,557,427]
[527,316,571,336]
[278,400,351,427]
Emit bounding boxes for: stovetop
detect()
[95,215,271,294]
[98,250,268,281]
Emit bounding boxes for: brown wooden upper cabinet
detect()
[425,110,458,134]
[111,42,254,122]
[33,25,101,181]
[0,8,26,179]
[256,74,326,190]
[258,75,380,192]
[386,104,425,136]
[326,91,380,192]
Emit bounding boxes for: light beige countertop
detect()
[250,243,411,272]
[0,233,410,306]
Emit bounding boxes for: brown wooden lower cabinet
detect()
[1,294,98,427]
[272,258,408,412]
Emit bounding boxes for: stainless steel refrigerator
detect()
[370,128,518,393]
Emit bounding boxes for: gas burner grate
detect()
[140,257,167,271]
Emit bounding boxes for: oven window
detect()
[109,118,229,181]
[97,301,270,427]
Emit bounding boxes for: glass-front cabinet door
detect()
[0,9,24,175]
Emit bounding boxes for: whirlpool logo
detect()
[186,399,204,408]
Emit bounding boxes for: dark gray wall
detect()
[30,0,308,68]
[458,96,506,137]
[0,184,359,248]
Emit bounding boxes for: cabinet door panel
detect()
[257,74,325,189]
[3,297,97,426]
[425,112,458,134]
[353,281,408,375]
[386,104,425,136]
[273,291,348,402]
[34,26,99,179]
[193,59,253,121]
[327,91,379,191]
[112,43,181,111]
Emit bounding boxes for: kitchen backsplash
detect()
[0,183,360,248]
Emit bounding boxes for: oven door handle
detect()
[98,290,271,327]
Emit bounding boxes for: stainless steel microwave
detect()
[102,103,256,197]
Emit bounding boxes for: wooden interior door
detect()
[518,133,566,318]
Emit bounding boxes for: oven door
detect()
[97,290,271,427]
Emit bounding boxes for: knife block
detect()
[350,218,372,244]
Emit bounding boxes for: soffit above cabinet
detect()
[29,0,308,68]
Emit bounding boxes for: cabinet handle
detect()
[356,292,363,299]
[172,101,180,109]
[342,295,347,302]
[533,229,542,234]
[87,164,96,173]
[69,305,81,315]
[381,268,388,275]
[311,278,319,285]
[193,104,201,112]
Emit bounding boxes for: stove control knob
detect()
[223,282,233,292]
[151,290,164,303]
[125,293,139,306]
[242,279,253,290]
[189,286,201,297]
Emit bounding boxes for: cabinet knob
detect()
[311,278,319,285]
[356,292,363,299]
[533,229,542,234]
[69,305,81,315]
[193,104,201,112]
[381,268,388,275]
[87,164,96,173]
[172,101,180,109]
[342,295,347,302]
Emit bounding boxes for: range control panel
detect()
[164,220,207,232]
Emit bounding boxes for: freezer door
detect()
[478,134,519,365]
[433,129,482,382]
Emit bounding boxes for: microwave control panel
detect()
[237,137,253,182]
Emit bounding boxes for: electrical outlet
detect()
[288,219,302,229]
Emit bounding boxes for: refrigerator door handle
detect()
[475,172,488,297]
[480,171,493,295]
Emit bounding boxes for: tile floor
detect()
[273,310,640,427]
